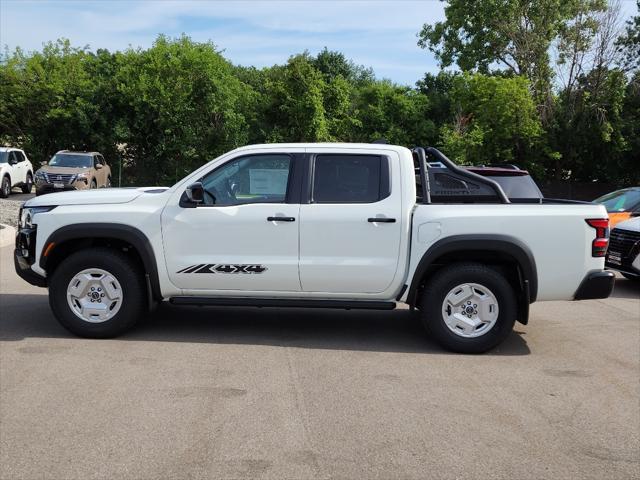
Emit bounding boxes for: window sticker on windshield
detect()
[249,169,288,195]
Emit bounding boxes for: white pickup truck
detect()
[15,143,615,353]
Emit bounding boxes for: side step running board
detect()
[169,297,396,310]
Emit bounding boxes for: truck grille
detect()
[43,173,76,184]
[608,228,640,255]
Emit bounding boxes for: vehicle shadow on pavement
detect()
[0,294,531,356]
[610,277,640,299]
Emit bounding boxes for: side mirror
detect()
[95,163,103,169]
[41,161,48,166]
[8,157,17,166]
[185,182,204,204]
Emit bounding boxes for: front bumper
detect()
[14,226,47,287]
[35,178,89,195]
[574,270,615,300]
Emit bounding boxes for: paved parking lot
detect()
[0,243,638,479]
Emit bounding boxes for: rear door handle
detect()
[267,216,295,222]
[368,217,396,223]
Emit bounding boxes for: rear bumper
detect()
[574,270,615,300]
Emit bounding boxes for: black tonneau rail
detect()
[541,198,591,205]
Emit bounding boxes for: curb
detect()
[0,224,16,248]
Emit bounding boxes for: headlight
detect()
[35,170,46,179]
[18,206,56,229]
[76,172,90,180]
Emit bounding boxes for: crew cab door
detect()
[299,149,403,294]
[161,151,303,293]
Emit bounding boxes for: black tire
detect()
[0,176,10,198]
[21,172,33,194]
[49,247,146,338]
[419,262,517,354]
[621,273,639,281]
[90,179,97,189]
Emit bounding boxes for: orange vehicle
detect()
[594,187,640,228]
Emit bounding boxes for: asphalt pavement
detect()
[0,244,638,479]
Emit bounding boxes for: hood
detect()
[613,216,640,233]
[25,187,170,207]
[38,165,92,175]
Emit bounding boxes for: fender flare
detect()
[406,234,538,307]
[40,223,162,301]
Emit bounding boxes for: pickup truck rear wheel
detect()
[49,247,145,338]
[420,262,517,353]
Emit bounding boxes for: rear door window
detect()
[312,154,390,203]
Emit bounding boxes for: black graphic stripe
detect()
[177,264,205,274]
[194,264,215,274]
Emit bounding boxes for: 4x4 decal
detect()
[177,264,267,274]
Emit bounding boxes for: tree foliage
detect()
[418,0,607,107]
[0,15,638,189]
[439,74,542,168]
[615,0,640,72]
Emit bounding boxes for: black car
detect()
[606,217,640,281]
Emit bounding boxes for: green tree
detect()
[0,40,119,167]
[616,1,640,72]
[311,47,374,84]
[552,68,636,183]
[418,0,607,110]
[114,35,254,185]
[352,81,435,146]
[260,54,331,142]
[438,74,542,168]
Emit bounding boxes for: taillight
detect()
[586,218,610,257]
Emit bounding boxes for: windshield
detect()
[49,154,92,168]
[0,152,8,164]
[594,189,640,212]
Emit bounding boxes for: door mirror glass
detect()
[185,182,205,204]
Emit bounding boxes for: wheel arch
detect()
[40,223,162,302]
[407,235,538,324]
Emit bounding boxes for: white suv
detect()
[0,147,34,198]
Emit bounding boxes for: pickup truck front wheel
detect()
[420,263,517,353]
[49,248,145,338]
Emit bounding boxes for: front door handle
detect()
[368,217,396,223]
[267,216,295,222]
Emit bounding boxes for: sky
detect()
[0,0,638,86]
